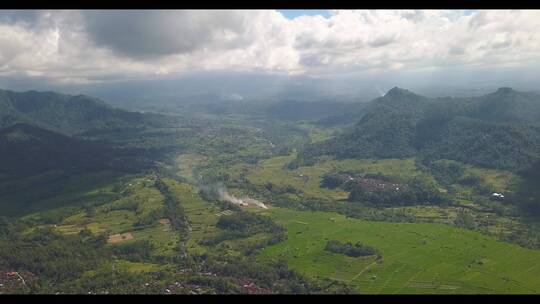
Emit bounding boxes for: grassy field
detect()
[245,155,347,200]
[174,154,208,183]
[257,208,540,294]
[237,154,527,234]
[296,122,336,143]
[242,155,434,201]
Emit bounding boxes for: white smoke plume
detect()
[243,197,269,209]
[217,186,268,209]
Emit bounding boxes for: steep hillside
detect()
[0,89,168,135]
[0,123,116,177]
[295,87,540,172]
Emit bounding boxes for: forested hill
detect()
[294,87,540,172]
[0,123,114,177]
[0,122,157,180]
[0,89,169,136]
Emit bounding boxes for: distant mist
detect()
[1,67,539,110]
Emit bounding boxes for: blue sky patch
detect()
[279,10,331,20]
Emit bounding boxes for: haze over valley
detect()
[1,9,540,295]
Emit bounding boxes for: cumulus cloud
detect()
[80,10,253,59]
[0,9,539,85]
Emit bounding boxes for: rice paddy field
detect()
[243,155,538,294]
[22,175,182,265]
[9,150,539,292]
[257,207,540,294]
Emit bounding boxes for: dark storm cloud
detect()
[80,10,249,59]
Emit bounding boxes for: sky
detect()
[0,9,539,104]
[279,10,332,19]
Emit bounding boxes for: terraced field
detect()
[174,154,208,184]
[8,152,536,292]
[23,176,182,262]
[164,180,222,255]
[257,208,540,294]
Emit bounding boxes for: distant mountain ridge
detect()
[0,88,168,136]
[0,89,171,180]
[295,87,540,172]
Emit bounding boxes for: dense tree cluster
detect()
[320,171,451,207]
[216,211,284,237]
[348,176,450,206]
[109,240,155,263]
[454,210,477,230]
[294,88,540,173]
[324,240,380,257]
[0,223,109,287]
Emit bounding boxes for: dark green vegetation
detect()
[321,171,450,207]
[325,240,380,258]
[0,123,137,177]
[1,87,540,294]
[0,88,168,135]
[217,211,284,237]
[295,87,540,173]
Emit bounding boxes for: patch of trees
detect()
[321,173,352,189]
[216,211,284,237]
[108,200,140,213]
[154,179,190,261]
[134,209,165,228]
[155,179,189,234]
[203,211,285,247]
[348,176,451,207]
[503,229,540,250]
[506,190,540,219]
[109,240,155,262]
[324,240,380,258]
[265,182,301,195]
[337,204,417,223]
[426,160,465,186]
[55,269,167,294]
[241,233,288,256]
[192,254,353,294]
[0,226,109,285]
[454,210,477,230]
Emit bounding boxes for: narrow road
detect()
[351,260,378,282]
